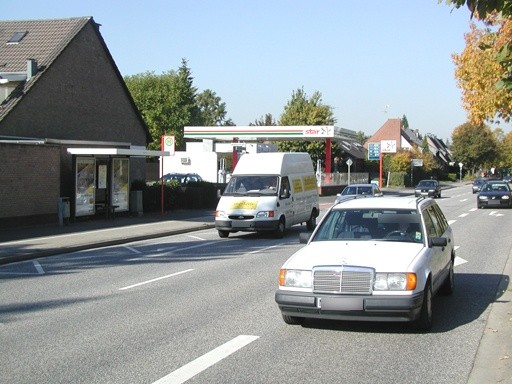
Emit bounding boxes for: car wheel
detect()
[282,314,305,325]
[218,230,229,238]
[306,211,316,231]
[439,257,454,295]
[411,283,432,332]
[274,217,285,238]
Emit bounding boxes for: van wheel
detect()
[218,230,229,238]
[306,212,316,231]
[275,218,285,238]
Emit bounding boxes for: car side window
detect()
[431,204,448,234]
[280,177,290,198]
[422,208,438,238]
[424,206,443,237]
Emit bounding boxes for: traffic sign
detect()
[368,142,380,161]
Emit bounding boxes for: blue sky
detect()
[5,0,506,141]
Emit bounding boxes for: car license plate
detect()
[232,220,251,228]
[320,297,363,311]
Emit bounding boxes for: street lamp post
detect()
[458,162,464,183]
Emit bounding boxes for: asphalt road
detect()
[0,187,510,383]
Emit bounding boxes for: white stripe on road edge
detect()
[124,246,142,254]
[448,220,457,225]
[152,335,259,384]
[119,269,194,290]
[33,260,45,274]
[458,213,469,218]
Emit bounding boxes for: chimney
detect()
[26,59,38,80]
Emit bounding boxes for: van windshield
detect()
[224,175,279,196]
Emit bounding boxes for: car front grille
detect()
[313,266,374,294]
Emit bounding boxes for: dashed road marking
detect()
[153,335,259,384]
[119,269,194,290]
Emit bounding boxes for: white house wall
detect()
[160,151,219,182]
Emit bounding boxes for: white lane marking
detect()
[248,245,279,254]
[460,198,468,202]
[455,256,468,266]
[458,213,469,218]
[489,211,505,217]
[124,246,142,254]
[153,335,259,384]
[448,220,457,225]
[469,208,478,211]
[156,241,216,253]
[187,235,206,240]
[33,260,45,274]
[119,269,194,290]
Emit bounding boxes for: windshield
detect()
[418,181,436,188]
[342,186,372,195]
[223,175,279,196]
[482,183,510,192]
[313,209,423,243]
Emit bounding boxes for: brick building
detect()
[0,17,161,227]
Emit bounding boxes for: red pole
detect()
[325,138,332,174]
[161,135,164,215]
[379,152,383,188]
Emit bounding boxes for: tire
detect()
[218,230,229,238]
[274,217,285,238]
[411,283,433,332]
[282,314,305,325]
[439,258,454,295]
[306,211,316,231]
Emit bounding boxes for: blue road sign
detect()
[368,142,380,161]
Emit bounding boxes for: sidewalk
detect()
[0,209,215,265]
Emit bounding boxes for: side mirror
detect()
[280,189,291,199]
[429,236,447,248]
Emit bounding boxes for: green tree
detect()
[277,88,337,167]
[444,0,512,95]
[196,89,234,126]
[401,115,410,130]
[251,113,276,126]
[450,122,498,174]
[124,59,201,151]
[355,130,370,145]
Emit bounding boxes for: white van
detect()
[215,152,320,238]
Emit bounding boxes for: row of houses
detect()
[0,16,452,228]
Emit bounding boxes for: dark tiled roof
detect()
[0,17,92,120]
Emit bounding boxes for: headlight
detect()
[215,210,226,218]
[256,211,275,218]
[478,196,488,201]
[502,195,510,200]
[279,269,312,288]
[374,273,417,291]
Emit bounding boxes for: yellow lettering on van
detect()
[230,200,258,209]
[302,175,317,191]
[292,178,303,192]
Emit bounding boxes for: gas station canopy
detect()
[184,125,358,142]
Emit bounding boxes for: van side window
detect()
[280,177,290,198]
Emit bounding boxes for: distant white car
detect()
[335,183,383,203]
[275,196,455,331]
